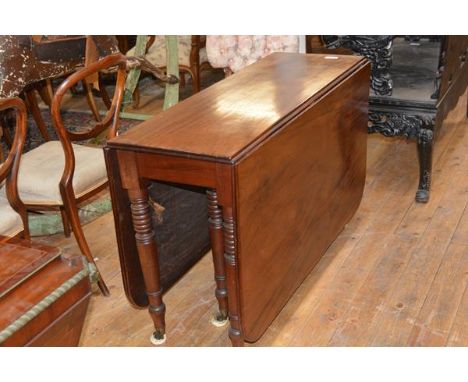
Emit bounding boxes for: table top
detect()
[0,241,61,298]
[109,53,367,162]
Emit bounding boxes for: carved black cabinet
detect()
[316,35,468,202]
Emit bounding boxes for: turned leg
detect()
[24,89,51,141]
[206,190,228,326]
[416,128,434,203]
[128,187,166,344]
[223,207,244,346]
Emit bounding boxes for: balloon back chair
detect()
[14,53,128,296]
[0,98,29,242]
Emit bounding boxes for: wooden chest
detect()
[106,53,370,345]
[0,238,91,346]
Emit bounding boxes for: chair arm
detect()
[50,53,128,194]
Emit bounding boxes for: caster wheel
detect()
[150,331,166,345]
[211,312,228,327]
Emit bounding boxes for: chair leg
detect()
[24,89,51,141]
[83,80,102,122]
[179,72,186,88]
[191,69,200,94]
[60,193,110,296]
[98,73,112,110]
[36,80,53,108]
[132,87,141,109]
[60,206,71,237]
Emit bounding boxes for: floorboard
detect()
[33,83,467,347]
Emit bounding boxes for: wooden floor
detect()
[42,91,468,347]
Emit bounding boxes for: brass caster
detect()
[211,312,228,327]
[150,330,166,345]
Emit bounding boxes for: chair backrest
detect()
[52,53,127,143]
[49,53,127,190]
[0,98,29,238]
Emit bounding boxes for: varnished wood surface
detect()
[109,53,367,161]
[107,56,369,345]
[236,67,369,341]
[39,90,467,347]
[0,242,60,295]
[0,239,91,346]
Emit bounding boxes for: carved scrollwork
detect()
[323,35,394,96]
[368,111,434,139]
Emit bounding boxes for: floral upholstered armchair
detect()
[206,35,299,74]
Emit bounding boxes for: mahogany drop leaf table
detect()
[105,53,370,346]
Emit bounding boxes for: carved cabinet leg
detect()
[223,207,244,346]
[206,190,229,326]
[128,187,166,344]
[416,128,434,203]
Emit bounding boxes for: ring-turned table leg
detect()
[128,187,166,344]
[207,190,229,326]
[223,206,244,346]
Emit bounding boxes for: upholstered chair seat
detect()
[126,35,208,67]
[0,195,23,237]
[14,140,108,205]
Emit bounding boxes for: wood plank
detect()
[341,141,413,237]
[256,234,362,346]
[446,285,468,346]
[407,242,468,346]
[328,232,418,346]
[451,200,468,245]
[369,139,468,346]
[37,71,468,347]
[288,232,392,346]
